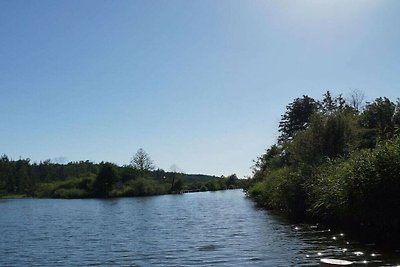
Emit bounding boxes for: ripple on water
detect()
[1,191,400,266]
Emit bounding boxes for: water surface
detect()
[1,190,399,266]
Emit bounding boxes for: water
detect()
[1,190,399,266]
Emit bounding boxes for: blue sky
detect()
[1,0,399,177]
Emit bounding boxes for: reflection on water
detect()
[0,190,399,266]
[289,223,400,266]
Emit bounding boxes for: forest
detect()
[0,148,240,199]
[246,90,400,242]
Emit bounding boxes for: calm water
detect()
[1,190,399,266]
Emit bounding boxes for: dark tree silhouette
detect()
[93,162,117,198]
[278,95,318,144]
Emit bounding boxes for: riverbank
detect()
[247,136,400,246]
[247,93,400,246]
[0,187,240,200]
[0,156,242,199]
[0,194,26,199]
[0,181,239,199]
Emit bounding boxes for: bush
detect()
[247,167,307,215]
[113,178,168,197]
[306,160,350,223]
[306,137,400,238]
[35,176,94,198]
[200,185,208,191]
[346,138,400,234]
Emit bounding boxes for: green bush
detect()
[35,176,94,198]
[306,137,400,237]
[112,178,168,197]
[306,160,350,222]
[199,185,208,191]
[346,138,400,233]
[247,167,305,214]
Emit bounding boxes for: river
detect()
[1,190,399,266]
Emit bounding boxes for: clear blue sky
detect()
[1,0,399,177]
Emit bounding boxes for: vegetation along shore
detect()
[0,148,241,199]
[245,90,400,244]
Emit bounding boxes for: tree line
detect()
[246,90,400,243]
[0,148,241,198]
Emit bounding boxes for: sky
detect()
[1,0,399,178]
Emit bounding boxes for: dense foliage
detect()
[0,149,241,199]
[247,91,400,241]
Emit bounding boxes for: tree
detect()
[226,174,238,189]
[0,155,12,194]
[93,162,117,197]
[320,91,347,115]
[278,95,318,144]
[171,178,184,192]
[393,98,400,127]
[15,159,31,194]
[320,91,335,115]
[348,89,365,112]
[361,97,396,140]
[252,145,283,179]
[322,113,350,158]
[169,164,183,192]
[131,148,155,176]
